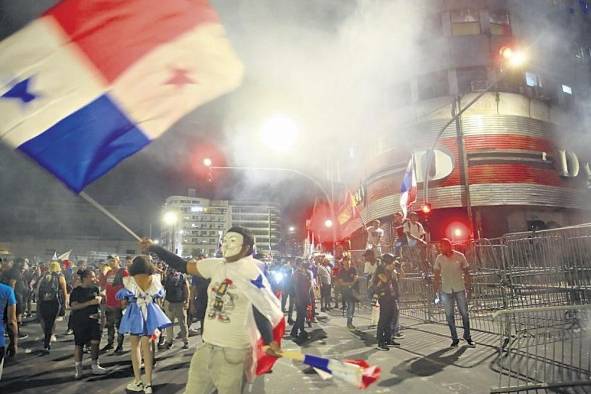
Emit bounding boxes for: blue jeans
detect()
[441,290,471,341]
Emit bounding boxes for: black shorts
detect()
[73,319,102,346]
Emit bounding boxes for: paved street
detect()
[1,306,500,394]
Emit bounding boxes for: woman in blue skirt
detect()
[117,256,171,394]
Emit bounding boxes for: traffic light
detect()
[446,221,470,243]
[420,203,432,216]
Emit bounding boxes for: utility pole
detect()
[454,96,474,236]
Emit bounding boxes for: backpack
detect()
[165,273,186,303]
[39,273,60,302]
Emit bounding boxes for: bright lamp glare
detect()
[508,51,527,67]
[203,158,212,167]
[453,228,463,237]
[500,47,527,68]
[261,115,299,152]
[288,226,296,233]
[324,219,333,228]
[163,211,178,225]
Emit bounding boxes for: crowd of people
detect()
[0,217,475,392]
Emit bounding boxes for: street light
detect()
[162,211,178,253]
[324,219,333,228]
[163,211,178,225]
[288,225,296,233]
[423,45,529,239]
[260,115,299,153]
[204,160,338,254]
[202,157,212,167]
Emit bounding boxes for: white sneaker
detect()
[50,334,57,342]
[126,380,144,392]
[144,384,153,394]
[91,363,108,375]
[74,365,83,379]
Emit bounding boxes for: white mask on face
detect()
[222,232,245,259]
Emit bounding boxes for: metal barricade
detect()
[491,305,591,393]
[394,224,591,392]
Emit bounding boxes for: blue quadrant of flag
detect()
[18,95,149,192]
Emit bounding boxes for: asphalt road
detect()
[1,307,501,394]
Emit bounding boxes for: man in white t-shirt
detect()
[142,227,283,394]
[433,238,474,348]
[365,220,384,256]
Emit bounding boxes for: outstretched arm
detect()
[141,240,201,277]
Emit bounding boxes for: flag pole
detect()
[79,191,142,241]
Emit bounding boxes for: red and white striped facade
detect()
[358,92,591,237]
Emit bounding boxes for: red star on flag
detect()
[165,67,196,88]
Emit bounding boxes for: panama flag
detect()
[234,260,286,380]
[399,156,417,219]
[0,0,243,193]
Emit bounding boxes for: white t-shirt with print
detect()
[197,257,262,349]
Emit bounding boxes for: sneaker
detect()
[91,363,108,375]
[65,329,74,335]
[101,344,113,352]
[451,339,460,347]
[50,334,57,342]
[388,341,401,347]
[74,365,83,380]
[18,332,29,339]
[182,342,189,350]
[287,318,295,325]
[126,380,144,392]
[347,323,356,330]
[114,345,123,354]
[144,385,153,394]
[376,344,390,351]
[465,339,476,347]
[394,333,405,338]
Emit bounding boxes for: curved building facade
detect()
[352,0,591,241]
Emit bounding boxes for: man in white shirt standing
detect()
[433,238,475,348]
[142,227,283,394]
[365,220,384,257]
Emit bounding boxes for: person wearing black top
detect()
[70,269,108,379]
[290,259,311,340]
[337,256,358,330]
[372,254,400,351]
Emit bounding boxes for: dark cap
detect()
[381,253,396,264]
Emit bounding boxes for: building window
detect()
[525,72,542,87]
[489,10,511,36]
[418,70,449,100]
[456,66,488,94]
[451,9,481,36]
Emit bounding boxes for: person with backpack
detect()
[162,267,190,350]
[36,260,68,351]
[100,255,128,353]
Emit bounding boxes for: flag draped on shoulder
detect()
[399,155,417,219]
[233,257,285,380]
[0,0,244,192]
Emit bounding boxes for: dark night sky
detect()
[0,0,326,240]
